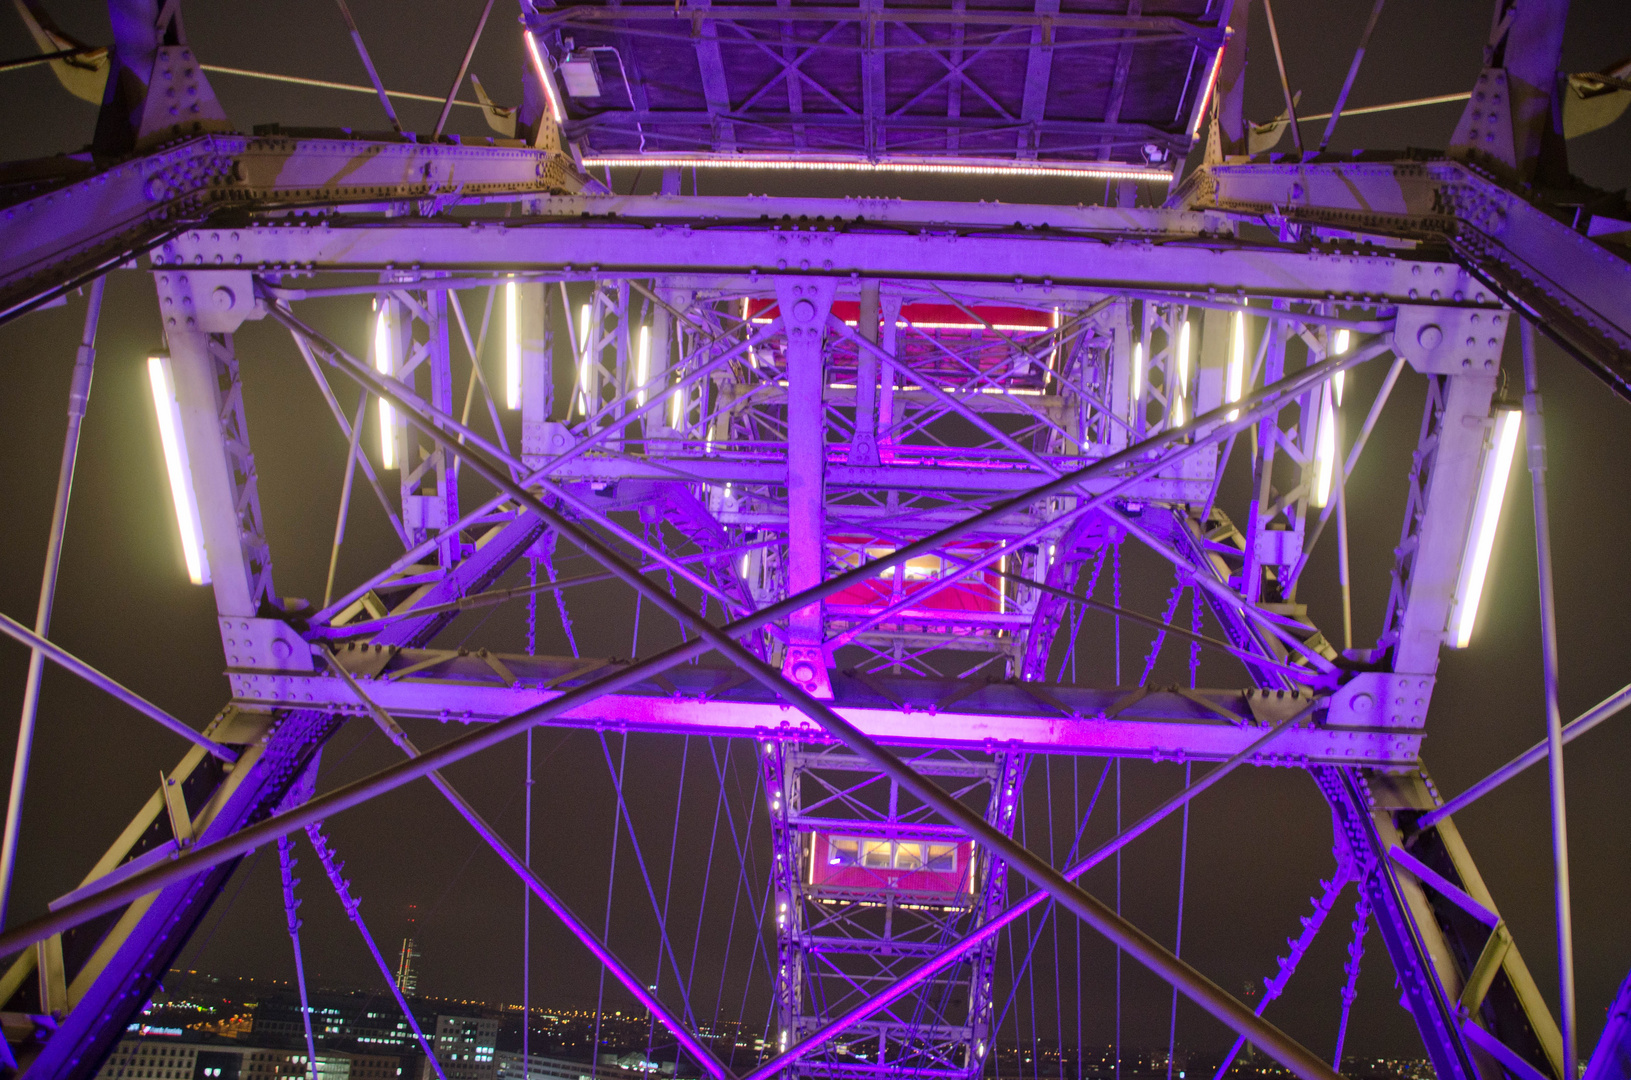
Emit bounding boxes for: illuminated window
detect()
[926,843,958,872]
[861,840,892,869]
[828,838,859,867]
[894,843,924,870]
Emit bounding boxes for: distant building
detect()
[396,905,420,998]
[92,1038,400,1080]
[423,1017,498,1080]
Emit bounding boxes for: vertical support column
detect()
[878,294,901,459]
[166,328,274,618]
[852,280,882,466]
[518,282,553,468]
[1521,320,1576,1080]
[776,278,836,698]
[401,289,458,566]
[0,279,105,937]
[1104,299,1133,453]
[1242,308,1285,605]
[647,287,674,440]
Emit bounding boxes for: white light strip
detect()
[1187,41,1227,142]
[636,325,651,406]
[1450,408,1524,648]
[577,303,593,415]
[374,305,396,469]
[1332,328,1351,406]
[583,154,1175,183]
[1226,308,1245,419]
[504,280,521,411]
[147,355,211,586]
[523,30,566,125]
[1173,320,1191,426]
[1312,383,1336,508]
[1131,339,1143,403]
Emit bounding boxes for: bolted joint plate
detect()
[1325,671,1434,730]
[154,269,262,334]
[1393,305,1510,376]
[219,617,315,673]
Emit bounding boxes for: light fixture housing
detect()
[1449,407,1523,648]
[374,303,397,469]
[504,280,521,411]
[1311,383,1336,508]
[147,354,211,585]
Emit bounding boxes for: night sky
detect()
[2,0,1631,1068]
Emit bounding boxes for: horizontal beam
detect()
[1177,159,1631,397]
[537,6,1220,38]
[227,650,1420,766]
[157,219,1490,305]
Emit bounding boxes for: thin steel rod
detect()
[0,339,1360,1001]
[1522,318,1576,1080]
[276,836,320,1080]
[331,0,404,132]
[741,707,1310,1080]
[1317,0,1386,152]
[303,824,446,1079]
[0,277,103,929]
[1335,404,1352,651]
[321,655,735,1080]
[0,613,235,762]
[311,536,778,640]
[324,394,368,609]
[1419,681,1631,827]
[433,0,497,140]
[267,308,1348,1080]
[1261,0,1302,152]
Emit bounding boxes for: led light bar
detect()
[1312,384,1336,508]
[1449,408,1524,648]
[636,325,651,406]
[1332,328,1351,405]
[582,154,1176,183]
[523,30,566,125]
[147,355,211,586]
[1226,308,1246,420]
[1172,320,1191,426]
[1131,339,1143,403]
[373,304,397,469]
[504,280,522,411]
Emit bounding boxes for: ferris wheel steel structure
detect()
[0,2,1630,1080]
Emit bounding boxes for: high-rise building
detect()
[422,1017,498,1080]
[395,905,420,998]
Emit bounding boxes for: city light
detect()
[1449,408,1523,648]
[374,302,396,469]
[147,354,210,586]
[505,280,521,410]
[1226,308,1246,419]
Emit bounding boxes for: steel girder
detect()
[1317,766,1564,1080]
[1176,160,1631,402]
[762,744,1021,1080]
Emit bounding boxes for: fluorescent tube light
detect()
[374,304,396,469]
[1312,384,1336,508]
[147,355,210,586]
[1332,328,1350,405]
[1131,340,1143,403]
[1449,408,1523,648]
[636,325,651,406]
[1172,320,1191,426]
[1226,308,1245,420]
[504,280,521,411]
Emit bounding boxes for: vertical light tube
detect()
[1332,328,1351,405]
[147,355,210,586]
[1131,340,1144,403]
[1449,408,1523,647]
[1312,384,1336,508]
[577,302,593,415]
[1172,320,1191,426]
[504,280,521,411]
[374,303,396,469]
[522,29,565,124]
[637,325,651,406]
[1225,309,1245,419]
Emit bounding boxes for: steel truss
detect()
[1,5,1629,1080]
